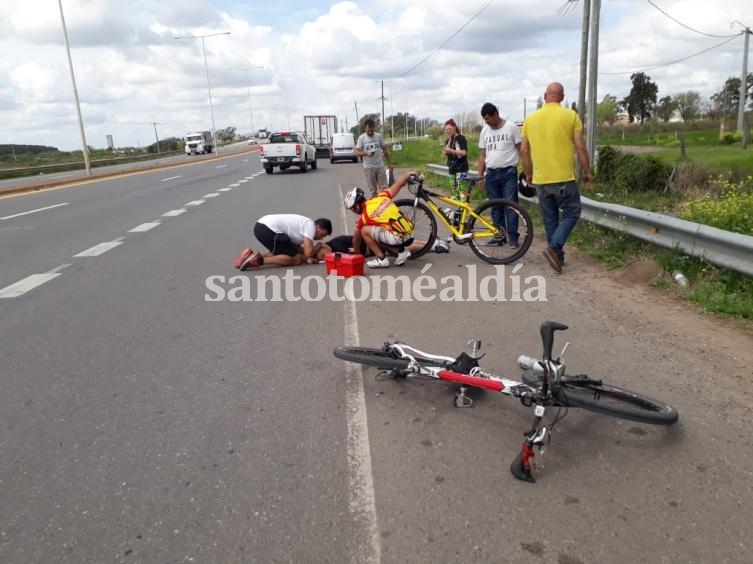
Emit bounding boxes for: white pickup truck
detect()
[258,131,317,174]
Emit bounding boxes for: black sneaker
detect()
[483,234,506,247]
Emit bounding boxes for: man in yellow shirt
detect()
[521,82,592,273]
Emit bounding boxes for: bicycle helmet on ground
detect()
[344,186,366,209]
[518,171,536,198]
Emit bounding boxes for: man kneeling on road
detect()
[235,214,332,270]
[343,170,416,268]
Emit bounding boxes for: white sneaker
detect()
[367,256,390,268]
[395,249,411,266]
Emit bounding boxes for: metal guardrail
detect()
[427,164,753,276]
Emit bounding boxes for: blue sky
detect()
[0,1,749,150]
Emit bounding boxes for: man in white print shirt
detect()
[237,214,332,270]
[477,102,522,247]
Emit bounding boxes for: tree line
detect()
[597,72,753,125]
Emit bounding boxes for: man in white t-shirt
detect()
[477,102,522,247]
[235,214,332,270]
[355,118,393,197]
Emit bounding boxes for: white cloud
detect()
[0,0,748,150]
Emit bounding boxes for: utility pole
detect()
[375,80,387,132]
[586,0,601,165]
[734,23,751,133]
[152,122,161,154]
[354,101,360,128]
[578,0,591,128]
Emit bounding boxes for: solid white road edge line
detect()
[0,202,70,221]
[338,184,381,563]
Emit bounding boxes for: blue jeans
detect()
[484,167,518,239]
[537,181,582,263]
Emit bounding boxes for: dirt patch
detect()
[611,260,664,286]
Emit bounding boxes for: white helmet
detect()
[344,186,366,209]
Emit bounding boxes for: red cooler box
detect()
[324,252,364,277]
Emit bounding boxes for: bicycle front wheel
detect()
[333,346,411,371]
[467,198,533,264]
[557,379,679,425]
[394,199,437,259]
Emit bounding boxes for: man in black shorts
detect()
[235,214,332,270]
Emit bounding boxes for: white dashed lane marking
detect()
[217,188,232,192]
[162,209,187,217]
[74,240,123,257]
[0,265,69,298]
[203,193,220,198]
[128,222,161,233]
[185,200,205,207]
[161,175,182,182]
[1,202,69,221]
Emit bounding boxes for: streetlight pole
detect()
[225,66,264,139]
[174,31,231,156]
[57,0,91,176]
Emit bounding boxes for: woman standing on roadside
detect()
[442,118,470,202]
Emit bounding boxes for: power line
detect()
[394,0,496,79]
[647,0,739,38]
[600,34,740,75]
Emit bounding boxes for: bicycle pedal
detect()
[454,393,474,408]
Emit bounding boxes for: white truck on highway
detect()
[304,115,337,158]
[184,131,214,155]
[258,131,317,174]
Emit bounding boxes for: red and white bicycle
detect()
[334,321,679,482]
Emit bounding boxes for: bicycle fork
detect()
[510,406,551,483]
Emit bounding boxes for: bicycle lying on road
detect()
[334,321,679,483]
[395,174,534,264]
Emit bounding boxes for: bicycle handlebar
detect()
[540,321,568,360]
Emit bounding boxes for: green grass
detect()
[570,224,753,319]
[640,146,753,176]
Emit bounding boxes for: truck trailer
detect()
[303,115,337,158]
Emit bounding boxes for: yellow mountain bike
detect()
[396,174,533,264]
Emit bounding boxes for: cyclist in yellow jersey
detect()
[343,170,417,268]
[521,82,592,273]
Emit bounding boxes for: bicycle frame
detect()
[405,184,499,241]
[386,341,561,482]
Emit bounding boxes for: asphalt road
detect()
[1,154,751,563]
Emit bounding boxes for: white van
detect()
[329,133,358,163]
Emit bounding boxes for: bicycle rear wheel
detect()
[334,346,411,371]
[467,198,533,264]
[393,199,437,259]
[557,379,678,425]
